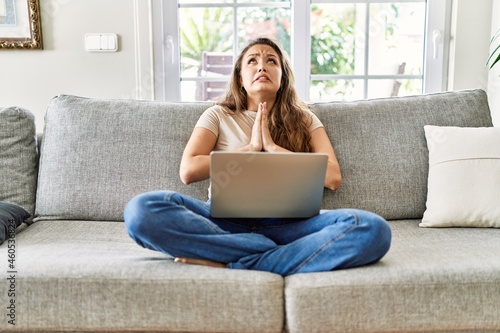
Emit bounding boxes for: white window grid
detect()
[154,0,451,101]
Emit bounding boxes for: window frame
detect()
[153,0,452,102]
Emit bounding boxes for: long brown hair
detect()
[218,37,313,152]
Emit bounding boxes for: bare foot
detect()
[174,257,226,269]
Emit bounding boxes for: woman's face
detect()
[240,44,282,98]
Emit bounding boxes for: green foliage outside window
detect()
[179,4,402,100]
[179,8,233,75]
[310,5,356,99]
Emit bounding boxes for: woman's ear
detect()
[239,76,245,91]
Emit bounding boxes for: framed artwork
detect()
[0,0,42,49]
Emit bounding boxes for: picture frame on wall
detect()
[0,0,42,49]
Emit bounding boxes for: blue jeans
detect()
[124,190,391,276]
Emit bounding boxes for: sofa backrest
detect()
[35,90,492,222]
[36,95,212,221]
[310,89,492,219]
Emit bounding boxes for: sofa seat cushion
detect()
[8,220,284,333]
[284,220,500,333]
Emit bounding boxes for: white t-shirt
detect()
[195,105,324,151]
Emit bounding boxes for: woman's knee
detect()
[124,193,150,239]
[357,210,392,262]
[124,191,173,239]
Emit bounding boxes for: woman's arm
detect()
[180,103,267,184]
[310,127,342,190]
[179,127,217,185]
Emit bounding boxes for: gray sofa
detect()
[1,89,499,333]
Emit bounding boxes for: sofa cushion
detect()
[310,89,493,220]
[284,220,500,333]
[36,95,212,221]
[0,107,38,218]
[421,125,500,228]
[11,220,284,333]
[0,201,30,244]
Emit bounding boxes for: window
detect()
[153,0,451,102]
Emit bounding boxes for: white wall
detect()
[0,0,497,130]
[448,0,492,91]
[0,0,154,131]
[447,0,497,125]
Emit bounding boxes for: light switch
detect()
[85,33,118,52]
[100,36,108,50]
[107,36,116,50]
[85,35,101,51]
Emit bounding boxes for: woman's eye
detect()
[268,58,277,64]
[248,58,256,64]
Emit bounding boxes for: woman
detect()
[124,37,391,276]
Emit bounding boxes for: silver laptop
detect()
[210,151,328,218]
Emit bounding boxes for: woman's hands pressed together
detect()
[247,102,287,153]
[248,103,264,151]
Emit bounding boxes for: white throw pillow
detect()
[421,125,500,228]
